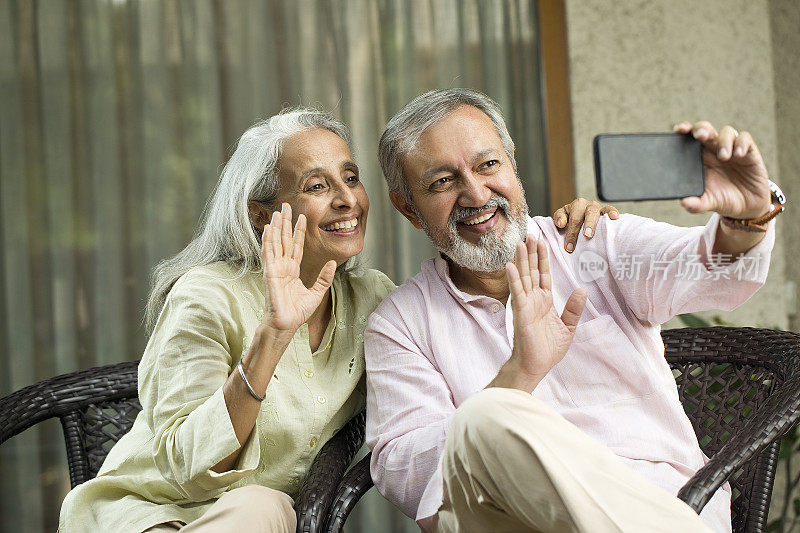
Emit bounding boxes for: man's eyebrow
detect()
[419,149,501,184]
[470,149,501,166]
[421,164,457,183]
[342,161,359,172]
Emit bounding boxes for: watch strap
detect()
[720,179,786,232]
[721,203,784,233]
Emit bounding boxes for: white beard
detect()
[417,195,529,273]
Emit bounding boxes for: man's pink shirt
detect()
[365,213,775,533]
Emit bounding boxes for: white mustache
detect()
[449,196,510,227]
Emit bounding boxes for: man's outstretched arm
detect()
[674,121,775,257]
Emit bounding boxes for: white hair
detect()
[378,88,516,202]
[145,108,352,332]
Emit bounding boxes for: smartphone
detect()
[593,133,705,202]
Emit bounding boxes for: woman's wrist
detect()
[242,323,294,370]
[257,319,297,344]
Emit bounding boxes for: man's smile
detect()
[457,207,502,234]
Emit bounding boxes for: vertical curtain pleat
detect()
[0,1,543,530]
[40,0,79,379]
[2,1,45,529]
[114,0,149,360]
[85,0,125,368]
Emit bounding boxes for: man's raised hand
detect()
[505,236,587,389]
[261,203,336,334]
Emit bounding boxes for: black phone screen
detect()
[593,133,705,202]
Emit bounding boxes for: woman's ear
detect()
[247,201,271,232]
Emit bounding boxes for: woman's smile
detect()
[321,215,361,234]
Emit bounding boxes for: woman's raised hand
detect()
[261,203,336,333]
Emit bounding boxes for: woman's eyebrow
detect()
[299,167,326,181]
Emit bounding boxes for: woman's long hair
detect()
[144,108,352,333]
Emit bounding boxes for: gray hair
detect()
[145,107,352,332]
[378,88,516,202]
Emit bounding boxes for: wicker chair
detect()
[1,327,798,533]
[0,360,363,533]
[321,327,800,533]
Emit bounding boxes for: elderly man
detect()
[365,88,780,532]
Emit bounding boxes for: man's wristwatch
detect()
[720,180,786,233]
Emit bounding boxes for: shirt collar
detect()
[433,253,484,303]
[525,215,543,240]
[432,215,539,304]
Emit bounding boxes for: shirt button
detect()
[304,370,315,379]
[316,395,327,404]
[491,303,501,313]
[309,437,317,447]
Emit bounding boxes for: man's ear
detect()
[389,191,423,229]
[247,201,271,232]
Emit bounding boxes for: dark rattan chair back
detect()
[663,327,800,533]
[0,361,139,487]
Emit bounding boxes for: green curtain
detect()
[0,0,545,530]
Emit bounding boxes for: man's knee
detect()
[452,387,551,438]
[221,485,295,527]
[448,387,567,465]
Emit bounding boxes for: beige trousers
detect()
[144,485,296,533]
[435,388,714,533]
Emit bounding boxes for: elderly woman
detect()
[58,108,609,532]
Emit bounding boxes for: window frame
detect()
[538,0,576,210]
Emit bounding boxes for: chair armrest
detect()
[0,361,138,445]
[295,411,365,533]
[678,372,800,512]
[325,453,374,533]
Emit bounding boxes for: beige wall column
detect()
[564,1,800,525]
[770,0,800,332]
[564,0,790,330]
[767,0,800,522]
